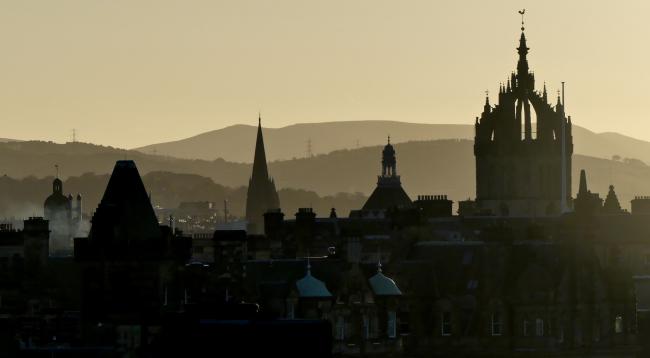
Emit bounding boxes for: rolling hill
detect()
[0,172,366,220]
[134,121,650,165]
[1,139,649,212]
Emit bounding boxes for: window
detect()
[523,320,531,337]
[336,316,345,340]
[387,311,397,338]
[363,315,370,339]
[535,318,544,337]
[491,312,502,336]
[462,251,473,265]
[441,312,452,336]
[287,302,295,319]
[615,315,623,334]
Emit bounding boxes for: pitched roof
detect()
[362,183,413,211]
[88,160,160,242]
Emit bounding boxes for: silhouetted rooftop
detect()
[88,160,160,243]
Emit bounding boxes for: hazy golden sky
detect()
[1,0,649,148]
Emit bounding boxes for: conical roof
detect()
[88,160,160,242]
[362,185,413,211]
[251,115,270,181]
[246,115,280,234]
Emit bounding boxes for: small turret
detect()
[603,185,624,214]
[329,208,337,219]
[53,178,63,195]
[381,136,397,178]
[482,94,491,116]
[578,169,588,196]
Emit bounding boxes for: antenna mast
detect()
[223,199,229,224]
[306,138,313,158]
[560,81,568,213]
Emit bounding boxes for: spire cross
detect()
[485,90,489,97]
[518,9,526,31]
[54,164,59,178]
[387,135,390,144]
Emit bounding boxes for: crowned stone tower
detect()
[473,23,573,217]
[245,115,280,234]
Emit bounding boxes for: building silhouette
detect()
[245,115,280,234]
[474,25,572,216]
[74,160,191,323]
[44,176,82,254]
[361,137,413,213]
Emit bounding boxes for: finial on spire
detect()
[258,112,261,126]
[55,164,59,179]
[306,252,311,275]
[518,9,526,31]
[377,248,383,273]
[387,135,390,144]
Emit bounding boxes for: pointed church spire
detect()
[543,82,548,102]
[246,113,281,234]
[252,114,270,180]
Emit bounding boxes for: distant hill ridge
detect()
[134,120,650,165]
[1,138,649,211]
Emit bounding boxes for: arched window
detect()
[615,315,623,334]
